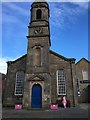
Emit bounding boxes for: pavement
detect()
[0,103,2,120]
[1,104,89,118]
[78,103,90,110]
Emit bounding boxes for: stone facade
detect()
[3,1,78,108]
[76,58,90,103]
[0,73,6,103]
[3,55,26,106]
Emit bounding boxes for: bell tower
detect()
[28,0,50,39]
[26,0,51,73]
[24,1,51,109]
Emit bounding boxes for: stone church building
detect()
[3,1,78,109]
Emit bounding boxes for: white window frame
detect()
[82,70,88,80]
[57,70,66,96]
[15,71,24,96]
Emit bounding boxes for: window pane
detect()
[57,70,66,95]
[15,71,24,96]
[82,70,88,80]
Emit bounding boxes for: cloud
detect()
[1,2,32,33]
[2,2,30,27]
[0,58,7,74]
[49,2,88,29]
[72,2,88,9]
[1,1,88,30]
[2,2,30,17]
[0,57,16,74]
[2,13,27,30]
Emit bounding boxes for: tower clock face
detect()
[34,28,42,34]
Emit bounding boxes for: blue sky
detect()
[0,1,88,74]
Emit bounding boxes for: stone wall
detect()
[49,51,78,106]
[3,55,26,106]
[76,58,90,103]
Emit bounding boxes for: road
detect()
[2,105,89,118]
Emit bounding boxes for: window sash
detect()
[15,71,24,96]
[57,70,66,95]
[82,70,88,80]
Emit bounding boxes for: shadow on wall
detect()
[78,85,90,103]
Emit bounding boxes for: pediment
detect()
[28,75,45,81]
[32,76,41,80]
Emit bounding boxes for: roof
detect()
[50,50,76,62]
[76,58,90,65]
[6,50,76,66]
[31,0,49,8]
[7,54,27,65]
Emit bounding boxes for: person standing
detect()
[62,96,67,108]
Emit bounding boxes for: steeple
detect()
[27,0,51,45]
[30,0,50,25]
[26,0,51,74]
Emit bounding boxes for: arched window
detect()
[34,47,41,66]
[36,9,42,19]
[15,71,24,96]
[57,69,66,95]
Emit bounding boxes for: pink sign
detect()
[50,104,58,110]
[15,104,22,110]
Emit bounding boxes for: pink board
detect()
[15,104,22,110]
[50,104,58,110]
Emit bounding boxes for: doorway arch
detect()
[31,84,42,108]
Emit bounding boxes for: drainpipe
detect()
[70,59,75,107]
